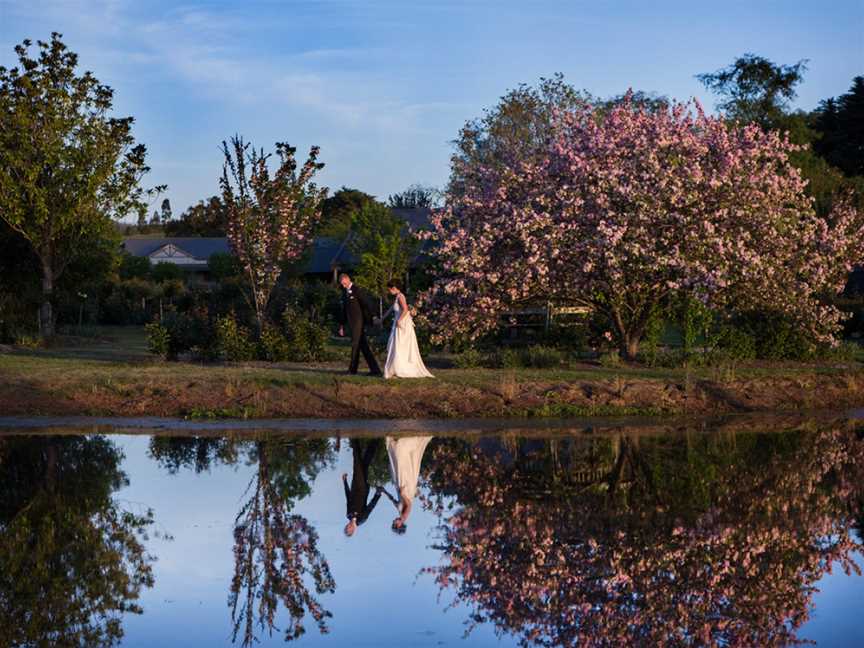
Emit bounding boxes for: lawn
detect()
[1,326,863,419]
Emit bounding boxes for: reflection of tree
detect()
[229,438,336,646]
[424,427,864,647]
[0,436,155,647]
[148,435,239,474]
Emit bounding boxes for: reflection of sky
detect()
[108,434,864,647]
[115,435,506,647]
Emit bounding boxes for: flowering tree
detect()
[423,426,864,647]
[221,136,326,330]
[420,94,863,358]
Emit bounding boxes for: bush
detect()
[152,261,184,283]
[208,252,243,281]
[453,348,484,368]
[282,307,328,362]
[215,313,256,361]
[258,323,291,362]
[144,322,170,359]
[118,253,151,280]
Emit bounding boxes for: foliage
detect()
[0,34,159,337]
[696,53,808,129]
[317,186,377,239]
[151,261,183,283]
[118,253,152,280]
[163,195,228,236]
[221,136,326,331]
[387,184,442,209]
[348,201,418,298]
[423,426,864,647]
[448,73,592,199]
[811,76,864,178]
[258,323,292,362]
[215,312,257,361]
[0,436,156,647]
[144,322,170,359]
[229,442,335,645]
[420,91,863,360]
[208,251,243,281]
[281,307,328,362]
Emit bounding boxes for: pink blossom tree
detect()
[221,136,326,331]
[423,425,864,647]
[419,94,862,359]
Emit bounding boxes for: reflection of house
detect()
[121,207,435,281]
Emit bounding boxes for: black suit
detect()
[344,439,383,524]
[340,283,382,375]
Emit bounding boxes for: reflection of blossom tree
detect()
[424,427,864,647]
[0,436,155,647]
[229,439,336,646]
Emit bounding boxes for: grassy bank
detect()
[1,326,863,419]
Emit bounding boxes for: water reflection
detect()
[229,439,336,645]
[385,436,434,534]
[422,425,864,646]
[0,420,862,647]
[0,435,156,647]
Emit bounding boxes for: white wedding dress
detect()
[386,436,433,503]
[383,296,434,379]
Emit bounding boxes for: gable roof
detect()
[122,237,230,260]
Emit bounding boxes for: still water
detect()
[1,417,862,647]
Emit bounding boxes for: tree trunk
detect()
[622,335,640,361]
[40,258,55,339]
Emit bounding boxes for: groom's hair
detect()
[339,272,351,280]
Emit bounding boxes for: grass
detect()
[2,325,863,419]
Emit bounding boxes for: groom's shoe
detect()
[368,370,383,377]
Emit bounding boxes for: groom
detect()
[338,272,382,376]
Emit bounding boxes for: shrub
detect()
[282,307,328,362]
[152,261,184,283]
[454,348,484,369]
[144,322,170,359]
[118,253,151,280]
[258,323,291,362]
[208,252,242,281]
[215,313,256,361]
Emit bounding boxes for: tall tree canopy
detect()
[420,92,862,359]
[811,76,864,178]
[0,33,157,337]
[696,53,808,129]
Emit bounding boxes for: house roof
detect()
[122,237,230,260]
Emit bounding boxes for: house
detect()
[121,207,435,282]
[121,237,231,278]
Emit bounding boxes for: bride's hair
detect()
[386,279,402,291]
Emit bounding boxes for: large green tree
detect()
[163,195,228,237]
[0,33,157,337]
[696,53,808,129]
[317,186,377,239]
[348,201,418,306]
[811,76,864,178]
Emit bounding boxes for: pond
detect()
[0,415,862,647]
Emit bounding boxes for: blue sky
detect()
[1,0,862,219]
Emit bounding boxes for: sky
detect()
[1,0,862,220]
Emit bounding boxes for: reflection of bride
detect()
[383,436,433,533]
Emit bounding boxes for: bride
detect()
[382,280,434,379]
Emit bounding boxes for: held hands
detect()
[338,325,344,337]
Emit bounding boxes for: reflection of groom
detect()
[338,273,382,376]
[343,438,383,536]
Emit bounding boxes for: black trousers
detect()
[349,322,381,374]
